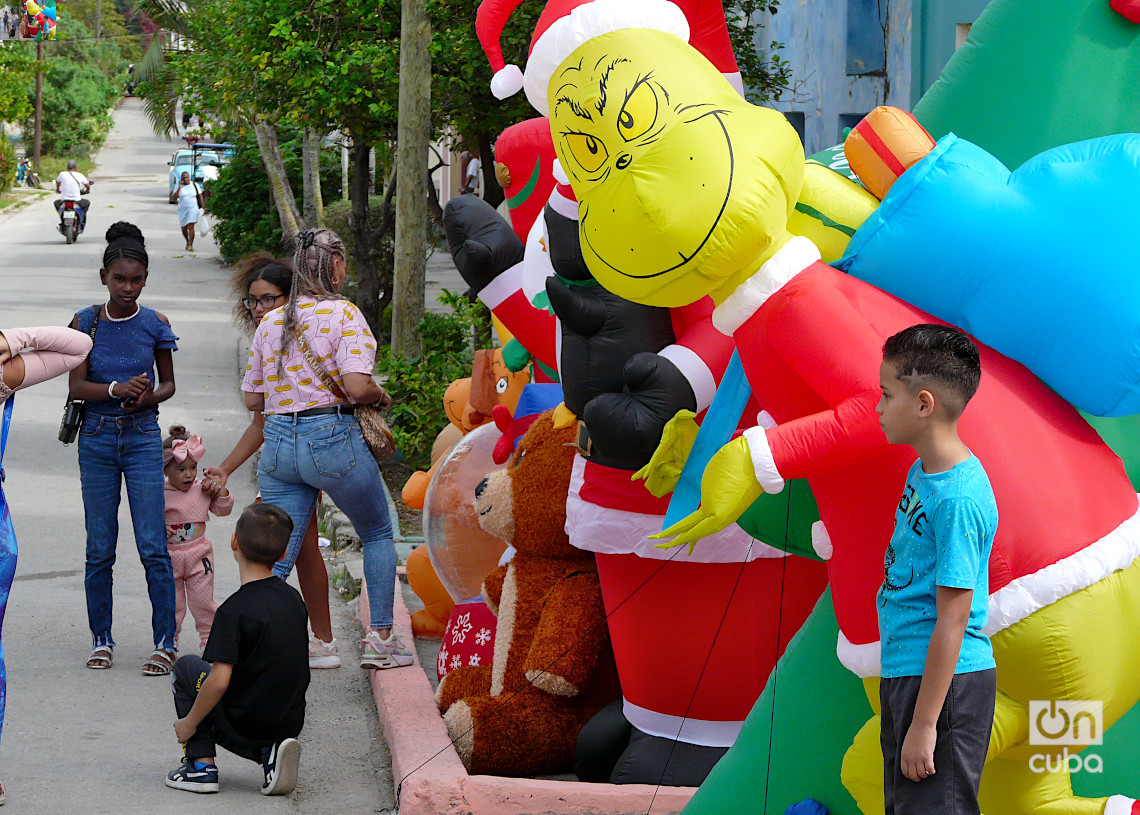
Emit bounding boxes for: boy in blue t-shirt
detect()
[875,324,998,815]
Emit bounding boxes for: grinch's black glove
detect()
[582,352,698,472]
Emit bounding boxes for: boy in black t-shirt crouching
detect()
[166,502,310,795]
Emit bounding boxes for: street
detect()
[0,99,395,812]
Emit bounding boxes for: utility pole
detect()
[391,0,431,359]
[33,41,43,173]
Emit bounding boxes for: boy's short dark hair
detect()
[882,324,981,419]
[235,503,294,565]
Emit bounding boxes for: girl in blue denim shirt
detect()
[68,222,179,676]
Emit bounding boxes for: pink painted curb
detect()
[359,576,698,815]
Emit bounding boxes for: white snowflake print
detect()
[468,654,481,666]
[451,612,473,645]
[438,647,448,673]
[475,627,491,646]
[451,655,462,670]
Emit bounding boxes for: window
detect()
[783,111,806,145]
[838,113,868,144]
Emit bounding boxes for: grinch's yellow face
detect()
[550,29,805,307]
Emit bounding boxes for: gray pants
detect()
[881,668,996,815]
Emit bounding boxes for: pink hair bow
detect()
[163,435,205,466]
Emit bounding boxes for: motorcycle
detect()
[58,200,82,244]
[17,159,41,189]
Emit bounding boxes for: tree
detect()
[0,45,36,124]
[391,0,431,360]
[301,127,324,227]
[133,0,308,246]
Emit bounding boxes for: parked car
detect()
[167,143,235,203]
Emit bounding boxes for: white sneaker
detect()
[308,637,341,669]
[360,630,415,669]
[261,738,301,796]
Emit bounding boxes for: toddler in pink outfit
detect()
[163,426,234,650]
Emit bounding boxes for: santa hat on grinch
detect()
[477,0,740,116]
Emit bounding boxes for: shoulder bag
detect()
[293,328,396,463]
[58,304,102,444]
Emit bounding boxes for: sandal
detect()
[85,645,114,670]
[142,648,176,677]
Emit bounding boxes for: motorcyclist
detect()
[53,160,92,232]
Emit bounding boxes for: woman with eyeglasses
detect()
[240,229,410,671]
[202,252,339,669]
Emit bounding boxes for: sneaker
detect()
[360,630,415,670]
[165,758,219,793]
[309,637,341,669]
[261,738,301,796]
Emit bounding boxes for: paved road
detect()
[0,99,395,813]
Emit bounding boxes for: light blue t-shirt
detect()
[877,455,998,678]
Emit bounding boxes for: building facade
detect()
[759,0,991,154]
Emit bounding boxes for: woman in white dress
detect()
[176,171,202,252]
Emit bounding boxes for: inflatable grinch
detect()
[445,0,836,785]
[535,1,1140,813]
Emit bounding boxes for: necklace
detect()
[104,301,140,322]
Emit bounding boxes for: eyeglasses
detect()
[242,294,285,311]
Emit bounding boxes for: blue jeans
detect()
[259,414,396,630]
[79,411,177,651]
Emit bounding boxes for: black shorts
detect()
[880,668,996,815]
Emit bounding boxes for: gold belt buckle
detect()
[575,420,593,458]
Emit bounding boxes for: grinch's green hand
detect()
[652,435,764,554]
[632,409,699,498]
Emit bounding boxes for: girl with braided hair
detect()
[69,222,180,676]
[204,252,339,668]
[242,228,413,670]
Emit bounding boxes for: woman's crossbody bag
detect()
[293,329,396,463]
[58,304,102,444]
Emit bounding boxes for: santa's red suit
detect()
[714,237,1140,676]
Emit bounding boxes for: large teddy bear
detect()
[435,410,618,776]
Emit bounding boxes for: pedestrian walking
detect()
[0,324,93,804]
[163,425,233,652]
[176,171,202,251]
[68,222,180,676]
[204,253,339,668]
[240,228,412,670]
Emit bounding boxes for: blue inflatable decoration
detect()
[785,800,830,815]
[664,351,751,529]
[0,396,16,753]
[837,133,1140,417]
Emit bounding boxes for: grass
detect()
[0,188,50,212]
[38,155,97,178]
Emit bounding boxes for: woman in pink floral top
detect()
[241,229,413,670]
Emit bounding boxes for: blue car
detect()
[167,143,235,203]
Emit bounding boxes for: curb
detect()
[359,577,697,815]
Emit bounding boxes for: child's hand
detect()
[201,478,221,499]
[202,466,228,489]
[174,717,197,744]
[900,721,937,782]
[118,373,150,400]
